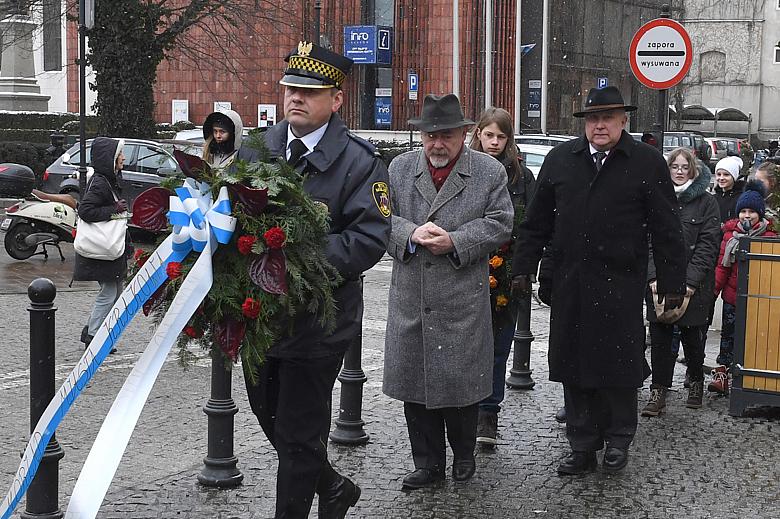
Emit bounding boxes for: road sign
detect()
[343,25,393,65]
[597,77,608,89]
[629,18,692,90]
[408,72,418,101]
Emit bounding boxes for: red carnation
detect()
[166,261,183,279]
[134,248,150,267]
[237,235,257,255]
[263,227,286,249]
[184,326,202,338]
[242,297,261,319]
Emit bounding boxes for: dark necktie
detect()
[287,138,308,166]
[593,151,607,172]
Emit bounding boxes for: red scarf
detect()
[427,146,463,191]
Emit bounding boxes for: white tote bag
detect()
[73,183,127,261]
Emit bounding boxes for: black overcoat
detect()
[237,114,391,358]
[646,163,721,326]
[72,138,129,282]
[512,131,686,388]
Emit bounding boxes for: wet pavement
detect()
[0,244,779,518]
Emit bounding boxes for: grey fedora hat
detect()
[408,94,474,132]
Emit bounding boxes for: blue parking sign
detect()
[408,72,418,100]
[597,77,609,89]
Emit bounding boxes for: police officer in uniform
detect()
[240,42,391,518]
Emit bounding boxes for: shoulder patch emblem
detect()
[372,182,391,217]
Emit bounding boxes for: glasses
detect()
[670,164,690,171]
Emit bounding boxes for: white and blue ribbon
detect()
[0,181,235,519]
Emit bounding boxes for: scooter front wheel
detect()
[4,222,37,260]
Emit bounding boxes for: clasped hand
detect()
[411,222,454,256]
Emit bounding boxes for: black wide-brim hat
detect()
[408,94,474,132]
[573,86,637,117]
[280,41,353,89]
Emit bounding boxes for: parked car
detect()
[662,131,711,163]
[41,139,201,206]
[517,143,553,178]
[515,134,575,148]
[705,137,753,171]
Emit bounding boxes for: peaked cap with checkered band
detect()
[280,41,354,89]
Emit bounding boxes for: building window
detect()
[42,0,62,71]
[775,45,780,64]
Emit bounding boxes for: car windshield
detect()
[524,153,546,169]
[66,146,91,164]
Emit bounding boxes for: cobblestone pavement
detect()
[1,245,779,518]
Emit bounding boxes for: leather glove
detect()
[537,278,552,306]
[115,199,128,212]
[659,293,684,312]
[511,275,532,297]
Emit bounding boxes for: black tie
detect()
[287,138,308,166]
[593,151,607,172]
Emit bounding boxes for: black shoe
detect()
[476,410,497,447]
[602,447,629,473]
[318,475,361,519]
[401,468,444,490]
[555,406,567,423]
[452,457,476,481]
[557,451,597,475]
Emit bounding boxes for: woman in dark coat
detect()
[642,148,721,416]
[468,107,535,447]
[73,137,129,350]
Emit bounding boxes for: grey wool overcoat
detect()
[383,146,514,409]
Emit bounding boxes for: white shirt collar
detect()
[286,122,329,159]
[588,143,611,159]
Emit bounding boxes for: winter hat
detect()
[715,156,743,181]
[735,179,767,219]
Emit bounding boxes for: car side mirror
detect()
[61,152,71,164]
[158,167,177,176]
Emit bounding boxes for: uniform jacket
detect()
[646,163,721,326]
[715,219,777,305]
[383,146,514,409]
[512,131,686,388]
[238,114,391,358]
[72,138,129,282]
[713,179,745,223]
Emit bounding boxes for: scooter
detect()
[1,189,77,261]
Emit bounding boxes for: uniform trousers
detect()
[403,402,478,472]
[563,385,637,452]
[245,353,344,519]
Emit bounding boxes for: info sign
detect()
[629,18,692,90]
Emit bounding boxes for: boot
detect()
[708,366,729,395]
[476,409,497,447]
[686,380,704,408]
[640,384,667,417]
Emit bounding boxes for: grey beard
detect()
[428,156,449,168]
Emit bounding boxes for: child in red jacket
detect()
[711,180,777,393]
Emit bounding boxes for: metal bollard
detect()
[198,349,243,487]
[330,276,369,445]
[506,288,536,389]
[22,278,64,519]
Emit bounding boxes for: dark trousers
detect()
[244,353,344,519]
[563,385,637,452]
[649,322,707,386]
[479,320,516,414]
[403,402,478,472]
[718,301,736,366]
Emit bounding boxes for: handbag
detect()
[73,181,127,261]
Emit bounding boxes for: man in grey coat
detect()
[383,94,513,490]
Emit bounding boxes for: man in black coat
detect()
[238,42,391,518]
[512,87,687,475]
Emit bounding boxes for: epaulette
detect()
[347,131,382,158]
